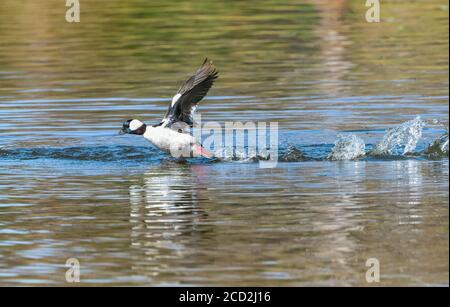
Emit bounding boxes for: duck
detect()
[119,58,218,158]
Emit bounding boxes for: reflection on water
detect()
[33,161,441,286]
[0,160,448,286]
[0,0,448,286]
[128,166,207,284]
[315,0,354,98]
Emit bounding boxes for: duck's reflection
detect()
[128,164,209,281]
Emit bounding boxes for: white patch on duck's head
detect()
[120,119,147,136]
[129,119,144,131]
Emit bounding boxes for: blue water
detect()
[0,0,448,286]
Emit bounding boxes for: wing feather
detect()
[162,58,218,127]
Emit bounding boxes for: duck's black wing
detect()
[162,58,218,128]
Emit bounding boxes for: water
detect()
[0,0,448,286]
[327,134,366,161]
[370,116,425,156]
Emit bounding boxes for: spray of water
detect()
[327,134,366,161]
[214,147,271,162]
[280,145,309,162]
[369,116,425,156]
[424,132,449,159]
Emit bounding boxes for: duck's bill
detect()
[118,129,126,135]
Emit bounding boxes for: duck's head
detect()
[119,119,147,135]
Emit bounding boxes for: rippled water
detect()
[0,0,448,286]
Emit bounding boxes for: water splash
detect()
[280,145,309,162]
[370,116,425,156]
[327,134,365,161]
[423,133,449,159]
[214,147,272,162]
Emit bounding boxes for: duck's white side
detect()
[144,125,196,155]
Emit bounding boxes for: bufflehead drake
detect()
[120,58,218,158]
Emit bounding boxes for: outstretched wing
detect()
[162,58,218,127]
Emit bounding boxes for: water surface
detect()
[0,0,448,286]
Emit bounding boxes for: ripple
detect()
[0,146,163,162]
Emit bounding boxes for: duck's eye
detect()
[178,129,183,133]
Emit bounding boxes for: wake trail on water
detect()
[320,116,448,161]
[220,116,448,162]
[0,117,448,164]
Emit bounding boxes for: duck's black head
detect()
[119,119,147,135]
